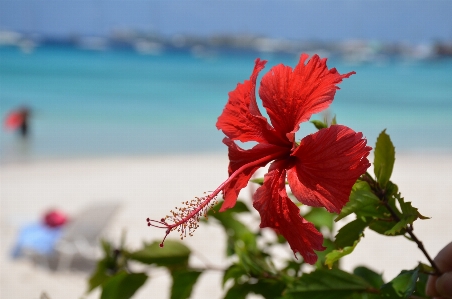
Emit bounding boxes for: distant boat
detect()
[0,30,37,53]
[133,38,163,55]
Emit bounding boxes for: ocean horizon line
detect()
[2,29,452,61]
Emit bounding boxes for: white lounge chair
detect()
[13,201,120,271]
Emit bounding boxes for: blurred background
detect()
[1,1,452,299]
[1,0,451,162]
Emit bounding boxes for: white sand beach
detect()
[1,152,451,299]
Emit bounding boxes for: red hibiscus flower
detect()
[148,54,371,264]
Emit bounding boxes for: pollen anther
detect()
[146,192,219,246]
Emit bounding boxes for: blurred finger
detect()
[426,242,452,297]
[436,272,452,298]
[435,242,452,272]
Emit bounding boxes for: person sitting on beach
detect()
[43,209,69,228]
[11,209,69,259]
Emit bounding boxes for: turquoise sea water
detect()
[1,45,451,162]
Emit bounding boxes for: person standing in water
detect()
[4,107,31,137]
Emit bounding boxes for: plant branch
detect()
[382,201,441,276]
[361,172,442,276]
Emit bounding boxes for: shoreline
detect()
[1,145,450,165]
[1,152,451,298]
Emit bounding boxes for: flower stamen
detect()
[147,151,283,247]
[146,193,218,247]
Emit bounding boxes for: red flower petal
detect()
[259,54,355,138]
[216,58,282,145]
[288,125,371,213]
[220,138,288,212]
[253,160,325,264]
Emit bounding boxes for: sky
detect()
[1,0,452,43]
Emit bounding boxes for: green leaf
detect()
[170,269,202,299]
[210,201,272,275]
[374,129,395,188]
[315,238,336,270]
[311,119,328,130]
[100,239,113,255]
[367,196,405,236]
[250,177,264,185]
[100,272,148,299]
[336,181,381,221]
[208,201,258,256]
[87,259,111,292]
[304,207,335,232]
[325,218,369,269]
[325,240,359,269]
[207,200,250,216]
[368,219,406,236]
[233,240,274,276]
[87,240,121,293]
[413,271,429,298]
[230,201,251,213]
[385,181,399,198]
[380,264,430,298]
[223,264,247,287]
[208,200,251,219]
[128,240,191,267]
[286,290,360,299]
[381,268,419,298]
[353,266,385,289]
[349,293,382,299]
[285,268,374,299]
[384,195,429,236]
[223,283,253,299]
[251,279,287,299]
[417,262,434,274]
[224,218,257,256]
[335,218,368,248]
[223,280,286,299]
